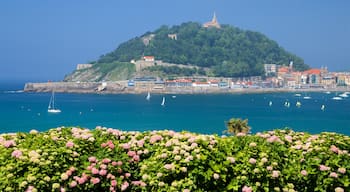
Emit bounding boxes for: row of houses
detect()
[273,64,350,88]
[127,76,263,90]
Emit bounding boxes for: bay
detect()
[0,86,349,135]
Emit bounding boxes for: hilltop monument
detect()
[203,12,221,29]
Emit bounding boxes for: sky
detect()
[0,0,349,82]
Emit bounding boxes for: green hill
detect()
[65,22,309,81]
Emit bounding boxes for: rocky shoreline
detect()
[24,82,350,94]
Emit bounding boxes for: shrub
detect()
[0,127,349,191]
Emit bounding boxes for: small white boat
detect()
[325,91,331,94]
[321,105,325,111]
[303,96,311,100]
[161,97,165,106]
[48,90,61,113]
[296,101,301,107]
[339,93,348,98]
[172,95,176,99]
[284,101,290,108]
[269,101,272,106]
[332,96,343,100]
[294,93,301,97]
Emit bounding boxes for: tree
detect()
[224,118,251,135]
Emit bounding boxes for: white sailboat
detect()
[146,92,151,100]
[161,97,165,106]
[48,90,61,113]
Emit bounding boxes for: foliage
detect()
[96,22,309,77]
[1,127,349,191]
[224,118,251,135]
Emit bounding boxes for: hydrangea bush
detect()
[0,127,349,191]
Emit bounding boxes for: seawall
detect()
[23,82,350,94]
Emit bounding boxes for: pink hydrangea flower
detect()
[300,170,308,176]
[137,139,145,147]
[100,164,107,170]
[116,161,123,166]
[249,158,256,164]
[319,165,330,171]
[125,173,131,178]
[150,134,163,144]
[227,157,235,164]
[271,170,280,178]
[330,172,338,178]
[108,143,115,149]
[91,167,99,175]
[102,158,111,164]
[213,173,220,180]
[249,142,257,147]
[111,180,117,187]
[90,177,100,185]
[133,155,140,162]
[99,169,107,176]
[11,149,22,158]
[330,145,339,153]
[101,143,107,148]
[236,132,246,137]
[338,167,346,174]
[88,156,97,163]
[121,181,129,191]
[3,140,15,148]
[261,157,268,164]
[121,143,130,150]
[69,181,77,188]
[164,163,174,170]
[66,141,74,148]
[284,135,293,142]
[78,177,86,185]
[242,186,252,192]
[127,151,136,157]
[267,166,273,171]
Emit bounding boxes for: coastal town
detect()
[24,59,350,94]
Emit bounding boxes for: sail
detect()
[48,90,61,113]
[146,92,151,100]
[161,97,165,106]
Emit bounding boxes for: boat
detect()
[339,92,348,98]
[161,97,165,106]
[296,101,301,107]
[146,92,151,100]
[332,96,343,100]
[294,93,301,97]
[48,90,61,113]
[325,91,331,94]
[269,101,272,106]
[321,105,325,111]
[284,101,290,108]
[172,95,176,99]
[303,96,311,100]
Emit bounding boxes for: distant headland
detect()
[24,14,350,94]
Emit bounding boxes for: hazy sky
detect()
[1,1,349,81]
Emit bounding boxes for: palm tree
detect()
[224,118,251,135]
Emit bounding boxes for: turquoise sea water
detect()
[0,83,350,135]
